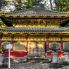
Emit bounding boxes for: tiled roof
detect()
[0,9,69,17]
[0,27,69,33]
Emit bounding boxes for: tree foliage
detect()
[15,0,43,10]
[0,0,69,12]
[55,0,69,12]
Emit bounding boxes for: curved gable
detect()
[60,19,69,27]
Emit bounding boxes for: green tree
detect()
[26,0,33,9]
[26,0,42,9]
[16,0,22,10]
[54,0,69,12]
[50,0,53,10]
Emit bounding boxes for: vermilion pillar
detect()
[45,40,49,53]
[61,37,63,50]
[26,41,28,53]
[26,34,28,53]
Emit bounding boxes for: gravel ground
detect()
[0,63,69,69]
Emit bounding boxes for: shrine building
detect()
[0,9,69,58]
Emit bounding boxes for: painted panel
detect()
[49,42,60,51]
[28,41,45,57]
[13,41,27,52]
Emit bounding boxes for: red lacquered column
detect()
[45,40,49,52]
[61,37,63,50]
[26,41,28,53]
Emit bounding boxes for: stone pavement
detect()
[0,63,69,69]
[10,63,49,69]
